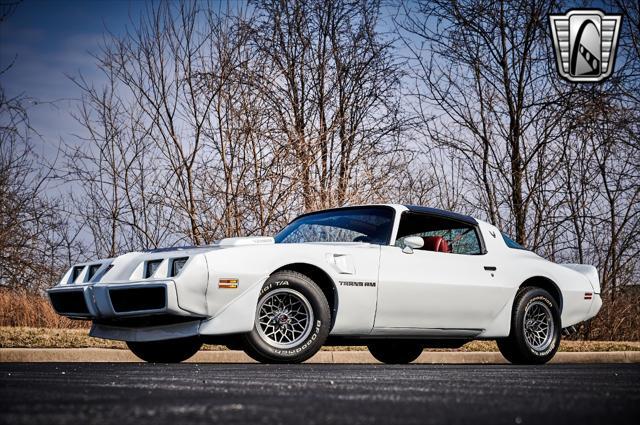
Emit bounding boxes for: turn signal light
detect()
[219,278,238,289]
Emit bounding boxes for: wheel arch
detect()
[519,276,563,313]
[272,262,338,330]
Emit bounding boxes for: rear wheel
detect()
[497,287,561,364]
[367,341,423,364]
[127,336,202,363]
[243,270,331,363]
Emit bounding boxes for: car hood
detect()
[143,236,275,253]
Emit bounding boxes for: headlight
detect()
[145,260,162,278]
[86,264,101,281]
[170,257,189,277]
[71,266,84,282]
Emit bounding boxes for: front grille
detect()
[49,291,90,315]
[109,286,166,313]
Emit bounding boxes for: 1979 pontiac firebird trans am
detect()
[48,205,602,364]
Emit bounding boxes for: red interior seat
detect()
[421,236,450,253]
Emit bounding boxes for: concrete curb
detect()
[1,348,639,364]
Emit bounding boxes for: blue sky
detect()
[0,0,618,160]
[0,0,146,157]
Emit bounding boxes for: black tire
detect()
[127,336,202,363]
[243,270,331,364]
[367,341,423,364]
[497,287,561,365]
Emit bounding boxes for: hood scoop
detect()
[218,236,275,247]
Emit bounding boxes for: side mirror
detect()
[402,236,424,254]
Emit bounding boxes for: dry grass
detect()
[0,327,125,349]
[1,327,639,352]
[0,327,225,350]
[0,288,90,329]
[569,287,640,341]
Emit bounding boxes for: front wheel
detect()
[243,270,331,363]
[127,336,202,363]
[368,341,423,364]
[497,287,561,364]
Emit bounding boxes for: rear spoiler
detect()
[562,264,600,294]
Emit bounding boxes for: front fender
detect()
[198,275,268,335]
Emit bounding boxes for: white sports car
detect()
[48,204,602,364]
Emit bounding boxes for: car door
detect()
[373,213,512,333]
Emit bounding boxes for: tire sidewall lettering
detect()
[260,280,290,296]
[270,320,322,357]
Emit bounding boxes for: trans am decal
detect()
[339,280,376,288]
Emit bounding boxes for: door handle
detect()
[484,266,497,271]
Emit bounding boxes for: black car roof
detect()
[290,204,478,226]
[403,205,478,225]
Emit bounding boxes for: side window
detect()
[395,212,482,255]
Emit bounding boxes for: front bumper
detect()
[47,280,201,321]
[47,274,264,342]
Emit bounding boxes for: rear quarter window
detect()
[502,233,527,250]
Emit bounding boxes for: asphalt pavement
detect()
[1,363,638,425]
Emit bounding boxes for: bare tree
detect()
[250,0,408,211]
[0,7,82,290]
[68,2,302,245]
[65,71,177,257]
[397,0,578,246]
[397,0,639,339]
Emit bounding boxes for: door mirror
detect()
[402,236,424,254]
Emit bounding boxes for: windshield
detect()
[275,206,395,245]
[502,233,527,250]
